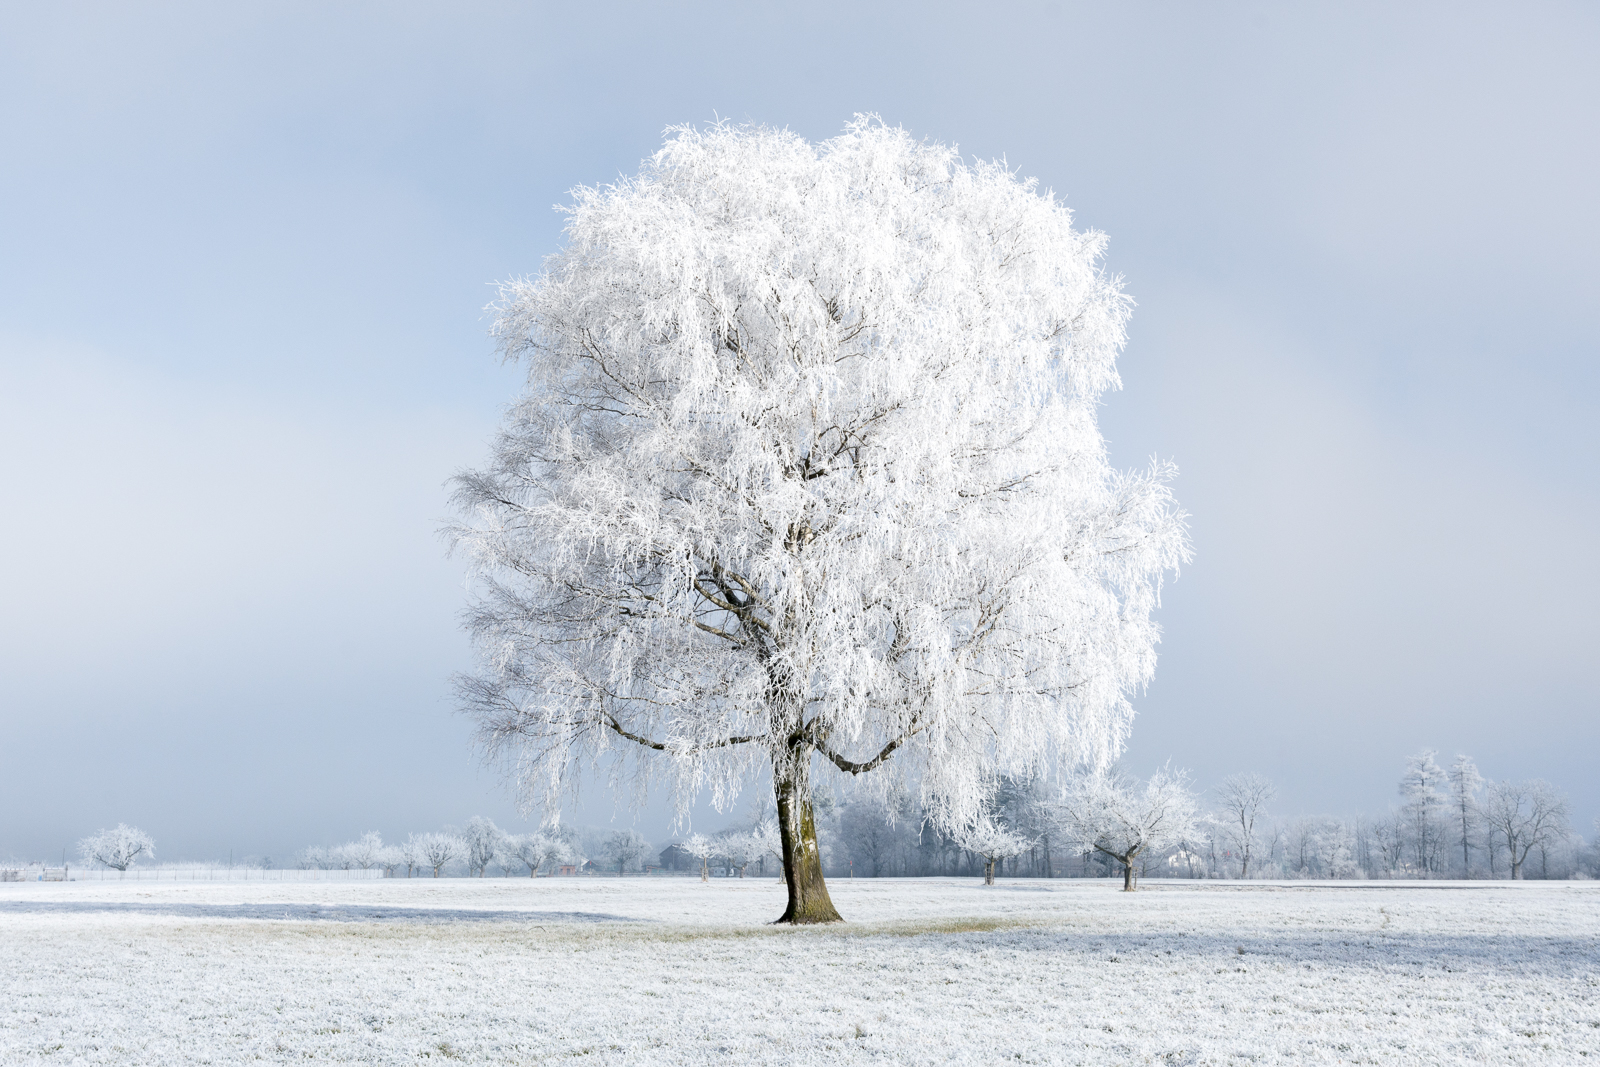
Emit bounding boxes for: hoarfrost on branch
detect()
[451,117,1189,920]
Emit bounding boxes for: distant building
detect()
[658,843,693,871]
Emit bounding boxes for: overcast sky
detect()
[3,1,1595,863]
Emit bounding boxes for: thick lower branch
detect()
[603,715,765,754]
[815,717,922,775]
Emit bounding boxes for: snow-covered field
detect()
[3,877,1595,1064]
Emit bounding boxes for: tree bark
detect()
[984,858,995,885]
[1123,860,1135,892]
[773,747,843,924]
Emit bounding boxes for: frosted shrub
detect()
[78,824,154,871]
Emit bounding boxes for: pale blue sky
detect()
[3,1,1595,861]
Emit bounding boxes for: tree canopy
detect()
[451,117,1189,920]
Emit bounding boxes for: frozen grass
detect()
[3,877,1597,1064]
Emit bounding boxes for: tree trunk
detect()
[773,748,842,924]
[984,858,995,885]
[1123,860,1135,892]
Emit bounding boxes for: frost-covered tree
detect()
[839,790,915,878]
[1170,822,1208,879]
[683,833,714,882]
[996,775,1061,880]
[1482,779,1570,879]
[511,832,558,877]
[1282,817,1356,879]
[414,832,464,878]
[1213,774,1274,879]
[343,831,386,871]
[1058,766,1196,891]
[1283,818,1316,877]
[78,824,154,871]
[718,832,759,878]
[1369,813,1406,876]
[558,833,588,874]
[376,845,404,877]
[1399,750,1448,875]
[399,834,426,877]
[310,842,359,871]
[605,830,650,875]
[953,812,1033,886]
[1446,754,1484,874]
[451,117,1189,923]
[1312,819,1358,879]
[752,819,784,881]
[461,817,507,878]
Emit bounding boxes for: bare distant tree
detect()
[1369,813,1407,876]
[840,792,910,878]
[1446,754,1484,874]
[1481,780,1570,879]
[78,824,155,871]
[1058,767,1197,891]
[605,830,649,876]
[1285,818,1318,877]
[1214,774,1274,879]
[1259,821,1286,878]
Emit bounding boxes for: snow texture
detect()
[3,878,1596,1064]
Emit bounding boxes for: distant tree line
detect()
[792,750,1588,883]
[49,751,1591,884]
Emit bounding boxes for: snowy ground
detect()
[3,877,1596,1065]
